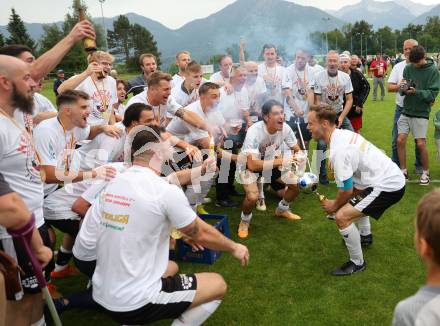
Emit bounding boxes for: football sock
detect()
[171,300,222,326]
[339,223,364,265]
[55,246,73,271]
[357,216,371,236]
[257,177,265,199]
[277,199,290,212]
[241,212,252,223]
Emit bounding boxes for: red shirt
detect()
[370,60,387,77]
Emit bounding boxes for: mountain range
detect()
[0,0,438,66]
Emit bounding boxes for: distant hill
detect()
[412,4,440,25]
[396,0,436,16]
[332,0,416,29]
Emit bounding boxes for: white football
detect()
[298,172,319,194]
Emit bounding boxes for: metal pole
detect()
[360,34,363,58]
[99,0,108,51]
[365,35,368,58]
[350,35,353,54]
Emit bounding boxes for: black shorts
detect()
[0,224,54,296]
[349,186,405,219]
[73,256,96,279]
[45,219,80,238]
[106,274,197,325]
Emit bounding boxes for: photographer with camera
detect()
[397,45,440,185]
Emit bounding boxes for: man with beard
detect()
[172,51,191,88]
[127,53,158,95]
[339,53,370,134]
[0,55,54,326]
[307,106,405,276]
[58,51,118,126]
[258,44,289,103]
[313,51,354,184]
[171,61,203,107]
[0,45,65,128]
[284,49,315,149]
[113,80,128,122]
[237,99,302,238]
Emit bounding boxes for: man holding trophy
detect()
[237,99,305,239]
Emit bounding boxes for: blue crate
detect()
[176,214,230,264]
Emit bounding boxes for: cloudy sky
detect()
[1,0,439,28]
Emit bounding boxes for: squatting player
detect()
[307,106,405,276]
[237,99,303,239]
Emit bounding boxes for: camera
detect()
[399,79,416,93]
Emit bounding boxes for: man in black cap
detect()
[53,69,65,96]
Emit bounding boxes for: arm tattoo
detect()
[175,109,185,119]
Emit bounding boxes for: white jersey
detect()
[308,63,325,79]
[171,81,199,107]
[166,100,224,143]
[33,93,57,115]
[240,121,297,171]
[33,117,90,197]
[92,166,196,312]
[388,60,407,107]
[77,122,126,169]
[284,64,315,122]
[126,90,182,127]
[219,87,249,121]
[257,63,288,103]
[209,71,228,85]
[0,114,45,238]
[314,70,353,114]
[72,162,127,261]
[329,129,405,192]
[244,77,267,116]
[75,76,118,126]
[171,73,185,89]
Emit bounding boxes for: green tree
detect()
[127,23,161,71]
[0,33,4,47]
[6,8,35,50]
[107,15,132,64]
[38,24,63,56]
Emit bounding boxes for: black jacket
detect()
[345,68,370,118]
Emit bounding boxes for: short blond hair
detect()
[87,51,114,64]
[176,51,190,60]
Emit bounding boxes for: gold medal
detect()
[170,227,183,239]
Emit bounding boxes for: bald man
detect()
[244,61,267,120]
[0,55,52,326]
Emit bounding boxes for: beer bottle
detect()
[79,7,97,53]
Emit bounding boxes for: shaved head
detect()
[0,55,35,114]
[0,55,28,78]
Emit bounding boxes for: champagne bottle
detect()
[208,137,215,158]
[315,192,336,220]
[79,6,97,53]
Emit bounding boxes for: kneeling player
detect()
[307,107,405,276]
[237,99,303,239]
[91,125,249,325]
